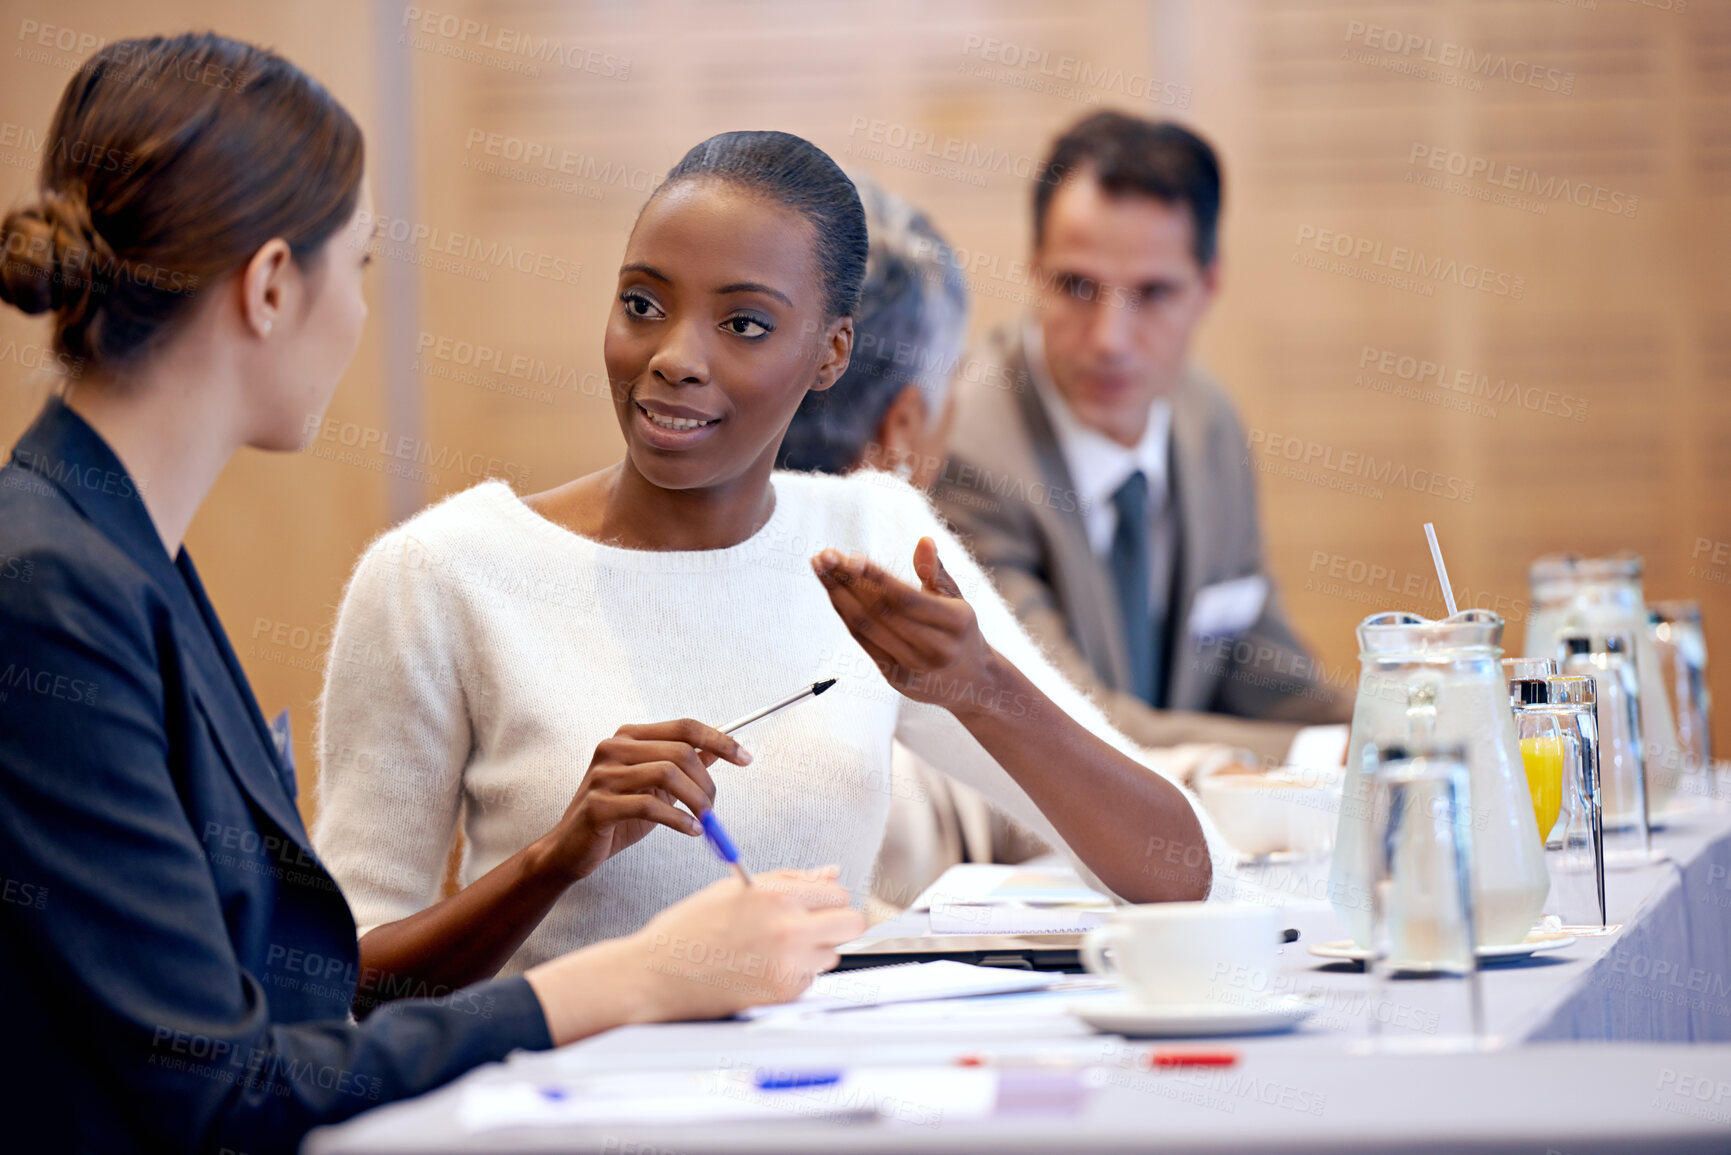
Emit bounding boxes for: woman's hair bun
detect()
[0,203,63,316]
[0,188,115,326]
[1,32,363,370]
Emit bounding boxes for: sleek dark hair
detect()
[1033,112,1222,268]
[0,32,364,370]
[777,176,966,474]
[651,130,867,321]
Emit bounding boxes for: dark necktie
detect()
[1110,470,1159,705]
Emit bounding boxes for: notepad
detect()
[909,863,1114,911]
[928,903,1110,935]
[739,960,1066,1019]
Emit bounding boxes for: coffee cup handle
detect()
[1081,924,1123,979]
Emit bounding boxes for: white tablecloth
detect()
[305,804,1731,1154]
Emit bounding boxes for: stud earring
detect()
[262,320,273,335]
[894,461,914,482]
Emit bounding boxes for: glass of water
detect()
[1358,744,1492,1052]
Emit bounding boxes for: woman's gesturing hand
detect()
[811,537,1010,718]
[540,719,751,883]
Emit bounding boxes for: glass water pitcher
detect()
[1332,610,1550,948]
[1525,554,1683,815]
[1649,600,1713,804]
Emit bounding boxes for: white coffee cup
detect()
[1082,902,1279,1007]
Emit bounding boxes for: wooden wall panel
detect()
[2,0,1725,827]
[1191,0,1729,755]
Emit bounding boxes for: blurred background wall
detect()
[2,0,1725,826]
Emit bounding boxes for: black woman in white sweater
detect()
[314,132,1229,993]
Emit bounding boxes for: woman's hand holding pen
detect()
[537,719,751,883]
[810,537,1014,721]
[357,703,843,1008]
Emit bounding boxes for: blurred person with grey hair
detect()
[777,175,965,489]
[777,178,1047,914]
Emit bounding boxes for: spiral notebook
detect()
[834,863,1107,971]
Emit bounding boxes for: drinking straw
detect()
[1423,522,1459,617]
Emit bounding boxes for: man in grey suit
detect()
[933,112,1349,765]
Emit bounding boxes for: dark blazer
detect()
[0,398,550,1155]
[932,322,1350,764]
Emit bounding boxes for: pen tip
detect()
[813,678,837,695]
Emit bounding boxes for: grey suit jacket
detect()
[932,322,1349,764]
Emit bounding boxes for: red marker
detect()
[955,1048,1241,1070]
[1148,1050,1240,1069]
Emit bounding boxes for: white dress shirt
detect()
[1023,317,1173,567]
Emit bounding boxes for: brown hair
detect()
[0,33,364,371]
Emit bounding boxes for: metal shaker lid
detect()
[1510,678,1550,707]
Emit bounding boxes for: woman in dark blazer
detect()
[0,34,861,1155]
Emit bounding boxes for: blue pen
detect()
[700,809,752,887]
[754,1069,843,1091]
[697,679,836,887]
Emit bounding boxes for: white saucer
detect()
[1307,929,1576,969]
[1069,994,1317,1038]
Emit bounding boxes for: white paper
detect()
[928,903,1109,935]
[457,1068,997,1132]
[746,984,1115,1036]
[908,863,1113,912]
[740,960,1066,1019]
[1186,574,1269,639]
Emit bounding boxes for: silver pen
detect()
[717,678,837,735]
[701,678,838,884]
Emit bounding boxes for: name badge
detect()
[1186,575,1268,639]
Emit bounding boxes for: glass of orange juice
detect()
[1519,733,1565,843]
[1511,674,1609,927]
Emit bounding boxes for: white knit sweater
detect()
[313,470,1229,973]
